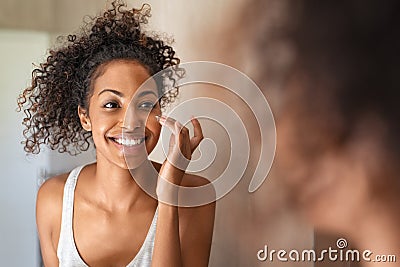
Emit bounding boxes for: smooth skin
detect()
[36,60,215,267]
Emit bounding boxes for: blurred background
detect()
[0,0,354,266]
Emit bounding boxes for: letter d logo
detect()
[257,245,268,261]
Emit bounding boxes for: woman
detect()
[17,2,215,266]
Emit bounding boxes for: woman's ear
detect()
[78,106,92,131]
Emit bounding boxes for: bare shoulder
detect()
[36,172,69,236]
[37,172,68,206]
[36,172,70,265]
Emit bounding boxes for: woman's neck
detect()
[86,154,156,213]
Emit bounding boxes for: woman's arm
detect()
[151,161,183,266]
[152,170,216,267]
[178,175,215,267]
[151,200,183,266]
[151,116,215,267]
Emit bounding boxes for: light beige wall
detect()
[128,0,244,64]
[53,0,107,32]
[0,0,103,33]
[0,0,55,31]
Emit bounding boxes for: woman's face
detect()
[79,60,161,169]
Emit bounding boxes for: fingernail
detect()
[156,115,166,125]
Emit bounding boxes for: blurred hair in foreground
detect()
[243,0,400,264]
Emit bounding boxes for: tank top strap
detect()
[57,165,88,266]
[127,206,158,266]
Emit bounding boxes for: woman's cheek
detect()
[145,120,161,152]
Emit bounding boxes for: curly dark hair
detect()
[245,0,400,156]
[17,1,180,155]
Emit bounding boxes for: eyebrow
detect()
[97,89,158,98]
[98,89,124,97]
[137,90,158,98]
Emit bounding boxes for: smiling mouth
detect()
[109,137,146,146]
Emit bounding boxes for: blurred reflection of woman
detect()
[247,0,400,265]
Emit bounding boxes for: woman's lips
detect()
[108,136,147,155]
[112,136,145,146]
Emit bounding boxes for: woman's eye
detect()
[104,102,120,109]
[139,101,155,110]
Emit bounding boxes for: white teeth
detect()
[114,138,145,146]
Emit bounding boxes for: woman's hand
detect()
[156,115,203,193]
[152,115,214,267]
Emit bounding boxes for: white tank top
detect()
[57,165,158,267]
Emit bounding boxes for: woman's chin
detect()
[123,153,148,170]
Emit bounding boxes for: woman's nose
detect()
[122,106,144,131]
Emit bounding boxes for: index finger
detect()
[191,116,203,139]
[190,116,204,151]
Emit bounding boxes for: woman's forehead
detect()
[93,60,158,96]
